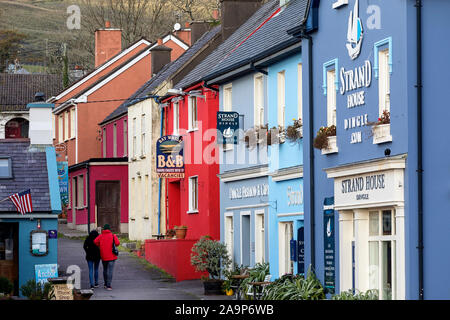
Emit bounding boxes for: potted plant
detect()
[286,118,303,143]
[313,125,337,150]
[264,126,285,146]
[369,110,392,144]
[0,277,13,300]
[20,279,55,300]
[190,235,231,295]
[174,225,188,239]
[165,228,176,239]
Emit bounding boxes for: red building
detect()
[51,22,190,233]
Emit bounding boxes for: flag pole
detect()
[0,197,10,203]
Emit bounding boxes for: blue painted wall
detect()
[267,53,305,279]
[302,0,450,299]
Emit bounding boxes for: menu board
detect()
[31,231,48,256]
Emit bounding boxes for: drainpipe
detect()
[415,0,424,300]
[298,27,315,270]
[156,96,163,235]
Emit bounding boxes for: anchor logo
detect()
[346,0,364,60]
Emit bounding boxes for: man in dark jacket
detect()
[83,229,101,289]
[94,224,120,290]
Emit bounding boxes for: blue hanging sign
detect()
[290,239,297,262]
[297,227,305,275]
[217,111,239,145]
[324,197,335,294]
[156,135,184,178]
[57,161,69,206]
[35,264,58,284]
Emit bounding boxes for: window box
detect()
[372,123,392,144]
[285,118,303,143]
[321,136,339,155]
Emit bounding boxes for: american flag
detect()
[9,189,33,215]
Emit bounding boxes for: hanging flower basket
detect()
[313,125,336,150]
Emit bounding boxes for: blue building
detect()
[292,0,450,299]
[204,0,309,274]
[0,100,61,296]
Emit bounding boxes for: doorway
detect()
[240,213,251,267]
[0,223,19,295]
[96,181,121,233]
[5,118,29,139]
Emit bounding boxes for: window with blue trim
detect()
[323,59,339,127]
[374,38,392,116]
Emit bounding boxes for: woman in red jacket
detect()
[94,224,120,290]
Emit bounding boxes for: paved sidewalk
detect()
[57,225,233,300]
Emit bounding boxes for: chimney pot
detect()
[185,22,190,28]
[35,92,45,102]
[212,9,219,20]
[105,21,111,28]
[157,38,163,45]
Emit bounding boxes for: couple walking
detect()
[83,224,120,290]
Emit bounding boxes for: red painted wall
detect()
[165,85,220,241]
[68,164,128,226]
[101,115,128,158]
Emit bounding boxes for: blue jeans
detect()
[87,260,100,287]
[102,260,115,288]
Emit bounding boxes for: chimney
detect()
[26,93,54,147]
[151,40,172,76]
[220,0,263,41]
[173,23,192,46]
[189,21,213,45]
[95,21,122,67]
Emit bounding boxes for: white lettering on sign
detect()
[229,184,269,200]
[339,60,372,95]
[287,186,303,206]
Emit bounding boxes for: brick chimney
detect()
[173,23,192,46]
[151,40,172,76]
[220,0,263,41]
[189,21,214,45]
[95,21,122,67]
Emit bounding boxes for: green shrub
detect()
[239,262,270,300]
[261,266,325,300]
[331,289,379,300]
[222,263,247,292]
[20,280,55,300]
[190,236,231,280]
[0,277,13,296]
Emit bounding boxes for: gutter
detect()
[86,161,91,234]
[415,0,424,300]
[158,98,164,235]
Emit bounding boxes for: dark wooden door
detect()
[0,223,19,295]
[96,181,121,233]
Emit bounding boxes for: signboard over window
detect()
[156,135,184,178]
[217,111,239,145]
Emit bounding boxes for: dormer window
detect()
[0,158,12,179]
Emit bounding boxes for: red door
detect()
[5,120,20,138]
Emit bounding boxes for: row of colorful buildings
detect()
[46,0,450,300]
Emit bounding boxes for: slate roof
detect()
[0,141,52,213]
[0,73,63,112]
[205,0,309,81]
[100,25,222,125]
[174,0,281,90]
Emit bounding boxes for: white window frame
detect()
[278,221,294,277]
[225,213,234,265]
[378,48,391,116]
[70,108,76,139]
[327,69,337,127]
[141,114,146,156]
[223,84,233,151]
[173,102,179,135]
[254,74,264,127]
[188,96,198,131]
[255,210,265,264]
[188,176,199,213]
[58,115,63,143]
[277,71,286,128]
[132,117,137,158]
[64,111,69,141]
[77,174,84,208]
[297,63,303,120]
[123,119,128,156]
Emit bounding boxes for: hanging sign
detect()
[57,161,69,206]
[156,135,184,178]
[297,227,305,275]
[323,197,335,294]
[217,111,239,145]
[35,264,58,285]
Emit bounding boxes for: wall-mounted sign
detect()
[30,230,48,256]
[156,135,184,178]
[217,111,239,145]
[229,184,269,200]
[35,264,58,285]
[48,230,58,239]
[323,197,335,294]
[297,227,305,275]
[287,186,303,206]
[57,161,69,206]
[346,0,364,60]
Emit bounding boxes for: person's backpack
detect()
[112,235,119,256]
